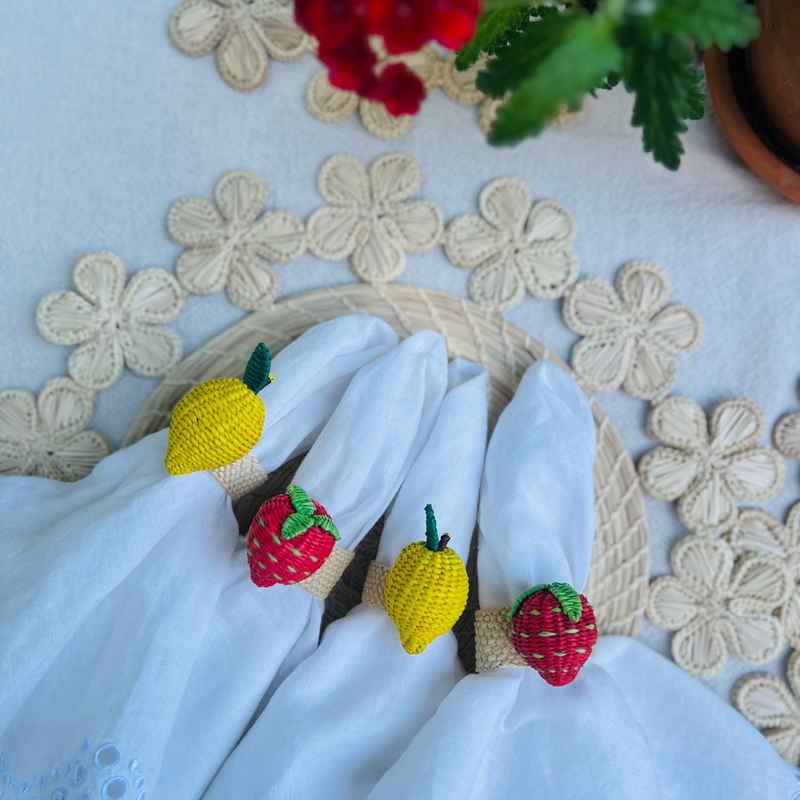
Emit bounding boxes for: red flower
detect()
[296,0,367,48]
[431,0,481,50]
[368,62,426,116]
[365,0,480,54]
[319,35,379,94]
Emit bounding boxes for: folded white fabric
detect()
[592,636,797,800]
[0,315,398,797]
[155,329,449,800]
[368,360,660,800]
[203,358,488,800]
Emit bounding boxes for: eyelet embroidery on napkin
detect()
[36,252,185,392]
[307,154,443,285]
[733,650,800,766]
[444,178,579,313]
[647,536,792,678]
[0,378,110,480]
[725,504,800,651]
[0,739,146,800]
[383,505,469,655]
[638,395,784,536]
[165,343,272,476]
[167,170,307,311]
[306,44,442,140]
[169,0,314,92]
[247,484,345,591]
[563,261,704,401]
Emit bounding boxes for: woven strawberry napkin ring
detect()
[362,505,469,654]
[163,343,353,599]
[475,583,598,686]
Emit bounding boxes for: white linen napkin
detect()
[592,635,797,800]
[0,315,398,796]
[203,358,487,800]
[368,360,659,800]
[155,329,449,800]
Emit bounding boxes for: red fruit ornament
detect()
[508,582,597,687]
[247,485,340,588]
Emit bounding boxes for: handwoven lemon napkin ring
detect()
[363,504,469,654]
[164,342,353,599]
[475,583,597,685]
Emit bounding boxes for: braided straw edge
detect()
[124,283,649,637]
[211,452,268,501]
[474,607,526,671]
[362,561,390,610]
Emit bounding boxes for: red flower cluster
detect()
[296,0,480,117]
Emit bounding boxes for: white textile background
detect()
[1,0,799,704]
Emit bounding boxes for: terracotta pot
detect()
[747,0,800,158]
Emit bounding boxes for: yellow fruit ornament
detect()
[164,343,274,475]
[384,504,469,655]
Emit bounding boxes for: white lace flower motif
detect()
[0,378,111,481]
[733,650,800,765]
[727,504,800,650]
[37,253,185,392]
[167,170,306,311]
[638,396,785,536]
[444,177,579,313]
[648,536,791,678]
[306,44,443,140]
[169,0,313,92]
[306,154,443,285]
[774,411,800,460]
[563,261,704,401]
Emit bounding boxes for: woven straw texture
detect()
[125,284,649,639]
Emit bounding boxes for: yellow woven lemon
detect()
[384,504,469,655]
[164,343,273,475]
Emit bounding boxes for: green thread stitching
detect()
[508,584,550,618]
[548,583,583,622]
[280,486,341,541]
[242,343,273,394]
[424,504,439,552]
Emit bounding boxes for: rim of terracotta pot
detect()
[705,44,800,203]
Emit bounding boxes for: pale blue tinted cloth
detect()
[0,315,404,795]
[203,359,487,800]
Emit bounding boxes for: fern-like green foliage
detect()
[462,0,761,169]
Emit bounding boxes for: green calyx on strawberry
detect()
[508,582,597,687]
[247,484,340,588]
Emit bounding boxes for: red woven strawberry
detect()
[247,485,340,588]
[508,582,597,687]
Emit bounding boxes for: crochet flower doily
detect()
[733,650,800,765]
[306,44,443,140]
[444,177,579,313]
[726,504,800,651]
[169,0,313,92]
[36,252,185,392]
[638,396,784,536]
[306,153,443,285]
[167,170,306,311]
[647,536,791,678]
[0,378,110,481]
[774,411,800,460]
[563,261,704,401]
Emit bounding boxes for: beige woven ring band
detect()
[474,607,526,672]
[298,544,356,599]
[362,562,390,610]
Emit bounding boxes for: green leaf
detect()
[424,503,439,551]
[242,342,272,394]
[455,7,530,71]
[489,15,622,144]
[481,0,535,8]
[640,0,760,51]
[286,484,315,516]
[476,8,573,99]
[622,29,705,169]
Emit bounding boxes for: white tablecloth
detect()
[1,0,798,703]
